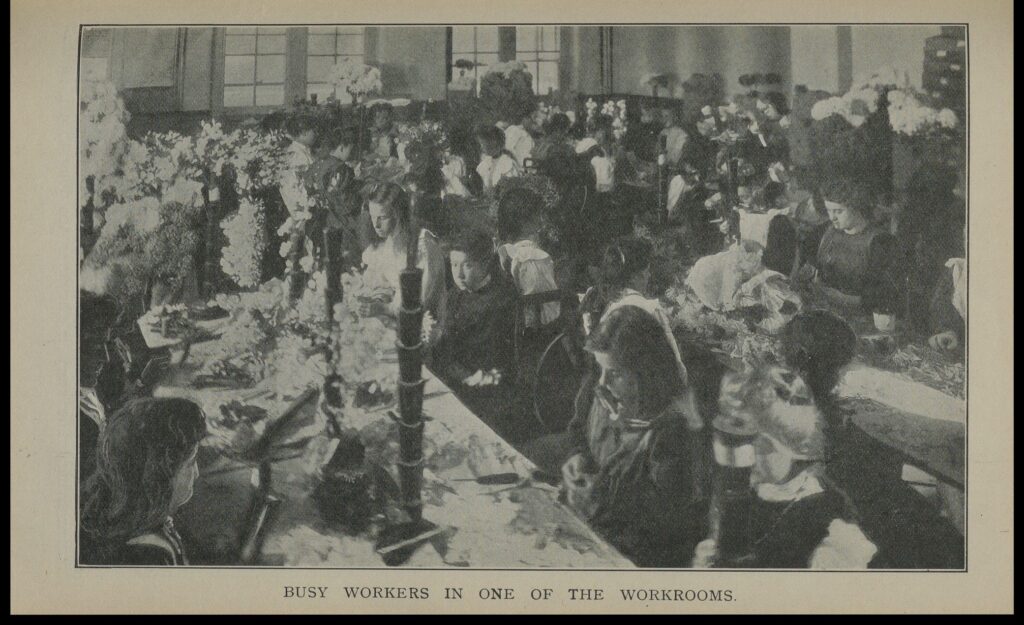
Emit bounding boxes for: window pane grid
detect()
[305,27,366,99]
[514,26,560,94]
[451,26,500,94]
[224,27,287,107]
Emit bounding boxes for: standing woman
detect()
[359,181,446,317]
[80,398,207,566]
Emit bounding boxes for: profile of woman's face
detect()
[368,200,396,239]
[169,445,200,513]
[826,202,863,232]
[477,137,501,158]
[593,350,640,419]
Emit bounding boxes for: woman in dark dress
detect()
[779,311,966,569]
[694,364,877,569]
[303,127,364,274]
[80,398,207,566]
[428,230,520,441]
[800,179,901,316]
[559,305,712,567]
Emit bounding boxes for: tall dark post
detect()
[721,146,740,249]
[321,221,345,437]
[657,134,669,224]
[395,191,426,522]
[709,413,758,567]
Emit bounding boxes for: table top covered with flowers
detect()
[154,277,631,568]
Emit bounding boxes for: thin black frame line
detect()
[80,22,970,26]
[74,22,971,572]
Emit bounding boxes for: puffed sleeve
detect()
[929,268,965,341]
[417,231,446,314]
[808,519,878,569]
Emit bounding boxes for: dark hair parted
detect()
[474,124,506,150]
[598,236,653,291]
[369,101,395,118]
[543,113,571,136]
[820,176,879,220]
[586,305,685,418]
[449,229,496,266]
[284,112,318,138]
[326,126,359,151]
[359,180,411,246]
[581,236,654,323]
[495,187,543,242]
[780,310,857,405]
[81,398,206,546]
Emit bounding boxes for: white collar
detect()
[756,469,824,503]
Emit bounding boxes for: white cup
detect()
[873,312,896,333]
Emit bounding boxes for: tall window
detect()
[306,26,366,101]
[450,26,500,94]
[80,28,113,83]
[223,27,287,108]
[515,26,560,95]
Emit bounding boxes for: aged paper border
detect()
[11,0,1013,614]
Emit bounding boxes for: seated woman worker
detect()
[559,305,712,567]
[427,230,521,442]
[80,397,207,566]
[798,178,901,316]
[693,365,878,569]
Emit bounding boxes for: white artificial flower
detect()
[938,108,959,129]
[133,196,163,233]
[843,113,866,128]
[811,97,846,121]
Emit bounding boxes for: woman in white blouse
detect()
[475,125,521,194]
[358,181,446,317]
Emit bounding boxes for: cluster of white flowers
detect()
[806,67,909,128]
[809,87,881,128]
[201,307,273,383]
[886,88,959,136]
[395,120,450,152]
[290,270,331,327]
[536,101,562,120]
[326,58,383,100]
[220,197,267,288]
[79,81,132,202]
[267,329,331,397]
[808,65,956,135]
[95,196,162,240]
[586,98,627,140]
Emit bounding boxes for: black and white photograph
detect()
[73,22,971,571]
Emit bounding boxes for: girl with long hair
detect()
[559,305,712,567]
[80,397,207,565]
[358,180,446,317]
